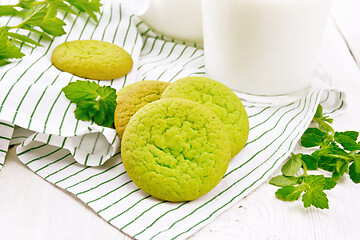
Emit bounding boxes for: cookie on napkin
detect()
[161,76,249,157]
[114,80,170,139]
[116,81,143,102]
[51,40,133,80]
[121,98,231,202]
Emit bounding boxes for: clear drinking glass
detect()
[139,0,203,44]
[202,0,333,105]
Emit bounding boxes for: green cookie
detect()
[52,40,133,80]
[114,80,170,139]
[116,81,143,103]
[121,98,231,202]
[161,76,249,157]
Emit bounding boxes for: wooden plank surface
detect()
[331,0,360,66]
[1,0,360,239]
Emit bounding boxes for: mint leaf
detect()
[74,101,99,121]
[275,185,307,201]
[321,143,347,156]
[62,80,100,103]
[315,142,349,160]
[313,105,334,133]
[313,104,323,119]
[97,85,117,104]
[335,131,359,141]
[7,32,42,46]
[301,128,328,147]
[334,132,360,151]
[281,154,302,176]
[349,156,360,183]
[65,0,101,22]
[316,155,339,172]
[314,142,351,176]
[324,177,337,190]
[22,3,47,26]
[51,1,78,15]
[331,160,348,181]
[38,16,66,36]
[304,174,336,190]
[301,154,318,170]
[18,0,37,9]
[304,175,326,188]
[0,27,25,66]
[62,80,116,128]
[302,187,329,209]
[20,24,52,39]
[0,6,19,16]
[0,59,10,66]
[269,175,299,187]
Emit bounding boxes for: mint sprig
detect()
[270,105,360,209]
[62,80,117,128]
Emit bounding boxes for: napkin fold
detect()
[0,0,345,239]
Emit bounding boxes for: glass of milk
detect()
[139,0,203,44]
[202,0,333,105]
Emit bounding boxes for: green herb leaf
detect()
[313,105,334,133]
[324,177,337,190]
[303,174,336,190]
[316,155,339,173]
[304,175,326,188]
[62,80,101,103]
[334,132,360,151]
[315,142,351,176]
[331,160,348,181]
[38,16,66,36]
[313,104,323,119]
[270,104,358,209]
[20,24,53,39]
[0,59,11,66]
[275,185,307,201]
[65,0,101,22]
[301,128,328,147]
[0,27,25,66]
[335,131,359,141]
[0,5,19,16]
[281,154,302,176]
[349,156,360,183]
[22,3,47,26]
[302,187,329,209]
[18,0,37,9]
[74,101,99,121]
[301,154,318,170]
[62,80,117,128]
[7,32,42,46]
[269,175,299,187]
[51,1,78,15]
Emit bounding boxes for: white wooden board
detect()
[1,1,360,239]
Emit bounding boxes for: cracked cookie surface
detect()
[51,40,133,80]
[114,80,170,139]
[116,81,143,103]
[161,76,249,157]
[121,98,231,202]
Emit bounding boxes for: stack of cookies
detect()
[116,77,249,202]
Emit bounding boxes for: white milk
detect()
[202,0,333,96]
[139,0,203,44]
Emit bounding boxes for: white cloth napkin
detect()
[0,0,345,239]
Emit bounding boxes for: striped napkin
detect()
[0,0,345,239]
